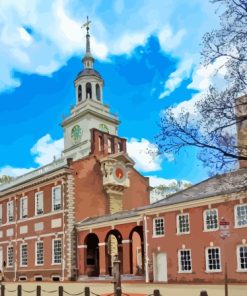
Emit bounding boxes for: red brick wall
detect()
[147,198,247,283]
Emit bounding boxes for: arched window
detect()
[108,138,113,154]
[78,85,82,102]
[117,142,122,152]
[86,83,92,99]
[96,84,101,101]
[99,136,103,152]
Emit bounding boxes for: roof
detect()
[77,209,140,227]
[76,69,103,80]
[77,168,247,227]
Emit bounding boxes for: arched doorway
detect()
[129,226,144,275]
[84,233,99,277]
[105,230,123,275]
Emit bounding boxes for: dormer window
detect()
[86,83,92,99]
[96,84,101,101]
[78,85,82,102]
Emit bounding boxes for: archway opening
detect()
[78,85,82,102]
[84,233,99,277]
[129,226,144,275]
[86,83,92,99]
[96,84,101,101]
[105,230,123,275]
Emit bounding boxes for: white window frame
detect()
[20,243,28,267]
[52,238,62,265]
[235,203,247,228]
[35,191,44,215]
[153,217,165,237]
[0,204,2,224]
[7,245,14,268]
[178,249,192,273]
[177,213,190,234]
[7,201,14,223]
[52,185,62,212]
[205,247,221,272]
[20,196,28,219]
[237,245,247,272]
[35,241,44,266]
[203,208,219,231]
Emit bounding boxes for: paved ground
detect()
[2,282,247,296]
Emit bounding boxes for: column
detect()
[98,242,107,276]
[122,239,131,275]
[77,245,87,276]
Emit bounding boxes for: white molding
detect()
[203,208,219,232]
[178,248,192,273]
[205,246,222,273]
[236,244,247,272]
[153,217,165,237]
[78,244,87,249]
[234,203,247,228]
[176,213,190,235]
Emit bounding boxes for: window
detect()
[53,239,62,264]
[177,213,190,234]
[78,85,82,102]
[0,204,2,224]
[153,218,165,237]
[20,244,28,267]
[235,204,247,227]
[36,241,44,265]
[7,246,14,267]
[52,186,62,211]
[206,247,221,272]
[178,249,192,273]
[20,197,28,219]
[35,192,44,215]
[107,138,113,154]
[7,201,14,223]
[98,136,103,152]
[117,142,122,152]
[96,84,101,101]
[204,209,218,231]
[237,245,247,271]
[86,82,92,99]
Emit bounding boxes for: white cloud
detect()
[158,26,186,52]
[0,0,220,93]
[0,134,64,178]
[127,138,162,172]
[31,134,64,166]
[0,166,34,178]
[188,56,228,92]
[159,57,194,98]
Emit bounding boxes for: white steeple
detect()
[61,17,119,161]
[74,16,103,104]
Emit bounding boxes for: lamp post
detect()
[219,217,230,296]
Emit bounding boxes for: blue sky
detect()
[0,0,224,187]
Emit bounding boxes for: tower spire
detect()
[82,16,94,69]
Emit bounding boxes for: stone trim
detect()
[65,174,76,279]
[78,245,87,248]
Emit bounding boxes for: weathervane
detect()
[81,16,91,34]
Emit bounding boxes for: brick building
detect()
[0,21,246,283]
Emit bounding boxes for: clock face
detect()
[99,123,109,133]
[71,125,82,144]
[113,166,126,182]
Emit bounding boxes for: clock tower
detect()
[61,17,119,160]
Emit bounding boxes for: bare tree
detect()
[157,0,247,174]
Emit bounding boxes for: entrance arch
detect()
[84,233,99,277]
[129,226,144,275]
[105,230,123,275]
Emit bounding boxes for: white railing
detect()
[0,158,67,191]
